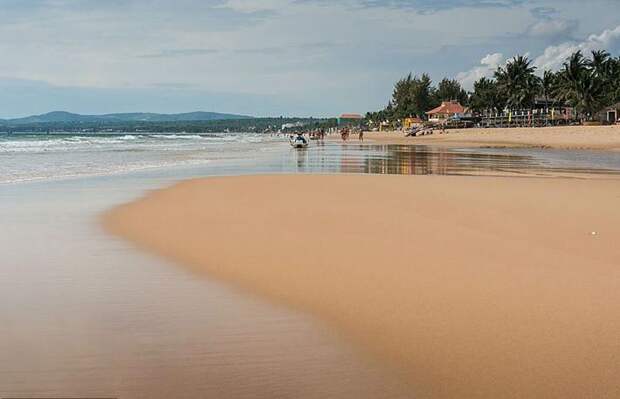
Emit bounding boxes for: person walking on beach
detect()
[358,129,364,141]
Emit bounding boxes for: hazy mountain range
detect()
[0,111,253,125]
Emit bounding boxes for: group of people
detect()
[288,127,366,144]
[309,129,327,141]
[340,127,364,142]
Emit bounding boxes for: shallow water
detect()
[0,133,283,184]
[0,168,413,399]
[1,135,619,398]
[273,142,620,177]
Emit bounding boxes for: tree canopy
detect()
[368,50,620,123]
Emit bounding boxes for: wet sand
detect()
[358,125,620,150]
[0,173,414,399]
[105,174,620,399]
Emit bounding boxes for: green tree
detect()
[469,77,506,113]
[555,51,605,120]
[434,78,468,105]
[540,70,558,107]
[495,55,541,110]
[389,73,436,119]
[411,74,437,116]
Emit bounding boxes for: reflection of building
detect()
[338,113,364,127]
[426,101,466,122]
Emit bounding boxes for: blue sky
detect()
[0,0,619,118]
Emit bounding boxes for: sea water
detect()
[2,134,620,398]
[3,133,620,186]
[0,133,285,184]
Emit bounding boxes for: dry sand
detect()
[104,174,620,398]
[357,125,620,150]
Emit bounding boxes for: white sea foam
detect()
[0,133,284,184]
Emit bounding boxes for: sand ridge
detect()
[351,125,620,150]
[104,174,620,398]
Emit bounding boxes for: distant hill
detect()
[2,111,253,125]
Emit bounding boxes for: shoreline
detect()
[342,125,620,151]
[104,173,620,398]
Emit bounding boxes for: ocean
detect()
[0,133,287,184]
[2,133,620,398]
[3,132,620,186]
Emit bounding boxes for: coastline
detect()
[104,173,620,399]
[350,125,620,151]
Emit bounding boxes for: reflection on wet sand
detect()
[288,143,620,177]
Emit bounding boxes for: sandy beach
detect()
[355,125,620,151]
[104,173,620,399]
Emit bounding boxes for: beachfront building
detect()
[281,121,305,130]
[403,117,424,129]
[425,101,466,123]
[338,113,364,127]
[598,103,620,124]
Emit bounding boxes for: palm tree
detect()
[588,50,612,79]
[495,55,541,110]
[555,51,605,121]
[470,77,505,113]
[610,57,620,105]
[540,70,556,106]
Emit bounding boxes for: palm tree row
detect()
[369,50,620,123]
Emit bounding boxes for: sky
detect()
[0,0,619,118]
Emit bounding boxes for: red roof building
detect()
[426,101,466,120]
[339,113,364,120]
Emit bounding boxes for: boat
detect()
[289,134,309,148]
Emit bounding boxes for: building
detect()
[425,101,466,122]
[281,121,305,130]
[598,103,620,124]
[403,117,424,129]
[338,113,364,126]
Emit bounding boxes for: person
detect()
[297,132,307,144]
[358,128,364,141]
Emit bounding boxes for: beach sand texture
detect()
[104,174,620,398]
[360,125,620,150]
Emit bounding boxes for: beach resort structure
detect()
[598,102,620,124]
[425,101,467,122]
[281,121,306,130]
[477,103,577,128]
[403,117,424,129]
[338,113,364,127]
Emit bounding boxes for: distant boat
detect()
[289,134,309,148]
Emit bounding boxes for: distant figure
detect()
[358,129,364,141]
[341,128,349,142]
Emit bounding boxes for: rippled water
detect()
[267,142,620,177]
[2,133,619,185]
[0,133,284,183]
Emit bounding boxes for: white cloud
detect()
[534,25,620,71]
[456,53,505,90]
[526,18,578,39]
[457,24,620,91]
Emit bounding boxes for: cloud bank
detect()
[458,25,620,90]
